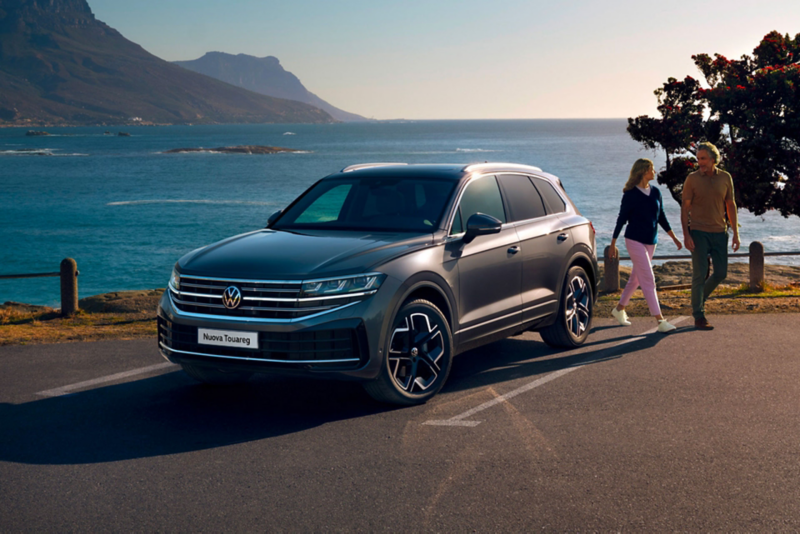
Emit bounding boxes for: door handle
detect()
[507,246,520,254]
[557,233,568,243]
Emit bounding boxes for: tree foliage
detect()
[628,31,800,217]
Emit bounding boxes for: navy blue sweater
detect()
[612,186,672,245]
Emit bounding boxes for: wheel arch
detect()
[569,252,597,295]
[562,242,598,299]
[378,272,457,359]
[396,275,455,331]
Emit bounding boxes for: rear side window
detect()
[497,174,547,222]
[451,175,506,234]
[533,178,567,214]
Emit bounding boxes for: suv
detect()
[157,163,597,405]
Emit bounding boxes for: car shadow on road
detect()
[0,325,690,466]
[444,325,693,394]
[0,371,390,466]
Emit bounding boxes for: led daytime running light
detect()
[300,274,383,297]
[169,269,181,291]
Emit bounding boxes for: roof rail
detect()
[462,162,542,173]
[341,162,408,173]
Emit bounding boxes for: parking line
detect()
[36,362,178,397]
[424,316,690,427]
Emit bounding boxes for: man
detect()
[681,141,740,330]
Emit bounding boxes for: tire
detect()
[181,363,253,386]
[363,299,453,405]
[540,265,593,348]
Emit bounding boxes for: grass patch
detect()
[715,282,800,299]
[0,309,156,346]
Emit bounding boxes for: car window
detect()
[294,184,352,223]
[451,209,463,235]
[451,176,506,234]
[497,174,547,222]
[532,178,567,214]
[277,177,457,232]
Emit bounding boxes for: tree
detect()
[627,31,800,218]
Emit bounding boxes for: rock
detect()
[1,301,55,313]
[118,132,131,136]
[78,289,164,314]
[164,145,301,154]
[598,260,800,292]
[25,130,49,136]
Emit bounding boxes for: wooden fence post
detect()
[60,258,78,316]
[603,245,619,292]
[749,241,764,292]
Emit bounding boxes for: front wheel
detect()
[540,265,593,348]
[363,299,453,405]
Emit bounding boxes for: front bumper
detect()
[157,277,400,381]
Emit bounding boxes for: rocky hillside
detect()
[175,52,368,122]
[0,0,334,125]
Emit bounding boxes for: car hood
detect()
[178,229,433,279]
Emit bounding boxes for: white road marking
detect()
[424,316,690,427]
[36,362,178,397]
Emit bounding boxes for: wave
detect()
[107,200,279,207]
[32,134,117,137]
[162,148,310,155]
[283,132,296,135]
[765,235,799,243]
[0,148,88,156]
[455,148,499,153]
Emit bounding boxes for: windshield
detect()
[274,176,457,232]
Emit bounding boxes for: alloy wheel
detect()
[388,312,445,393]
[565,274,591,338]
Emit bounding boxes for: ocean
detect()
[2,120,798,306]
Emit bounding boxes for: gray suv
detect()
[157,163,598,405]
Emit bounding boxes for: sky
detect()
[90,0,799,120]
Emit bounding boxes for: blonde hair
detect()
[697,141,721,163]
[623,158,653,192]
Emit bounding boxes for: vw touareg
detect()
[157,163,598,405]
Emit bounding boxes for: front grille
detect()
[158,317,365,368]
[170,275,370,321]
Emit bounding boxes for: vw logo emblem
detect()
[222,286,242,310]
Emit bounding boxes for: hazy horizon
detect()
[79,1,800,121]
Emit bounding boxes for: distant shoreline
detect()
[0,118,632,129]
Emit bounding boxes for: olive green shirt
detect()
[683,168,735,233]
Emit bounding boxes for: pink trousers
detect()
[619,238,661,316]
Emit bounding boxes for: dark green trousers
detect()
[690,230,729,319]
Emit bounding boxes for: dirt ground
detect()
[2,261,800,346]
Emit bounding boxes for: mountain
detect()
[0,0,333,125]
[175,52,369,122]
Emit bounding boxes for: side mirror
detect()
[267,209,282,227]
[463,213,503,244]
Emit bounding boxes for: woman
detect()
[610,159,682,333]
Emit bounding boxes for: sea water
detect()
[1,120,798,306]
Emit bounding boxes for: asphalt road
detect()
[1,314,798,531]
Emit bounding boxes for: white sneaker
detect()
[657,319,677,333]
[611,307,631,326]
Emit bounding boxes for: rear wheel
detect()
[363,299,453,405]
[181,363,253,385]
[540,265,593,348]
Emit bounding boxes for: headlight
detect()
[169,268,180,291]
[300,273,386,297]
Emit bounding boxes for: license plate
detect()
[198,328,259,350]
